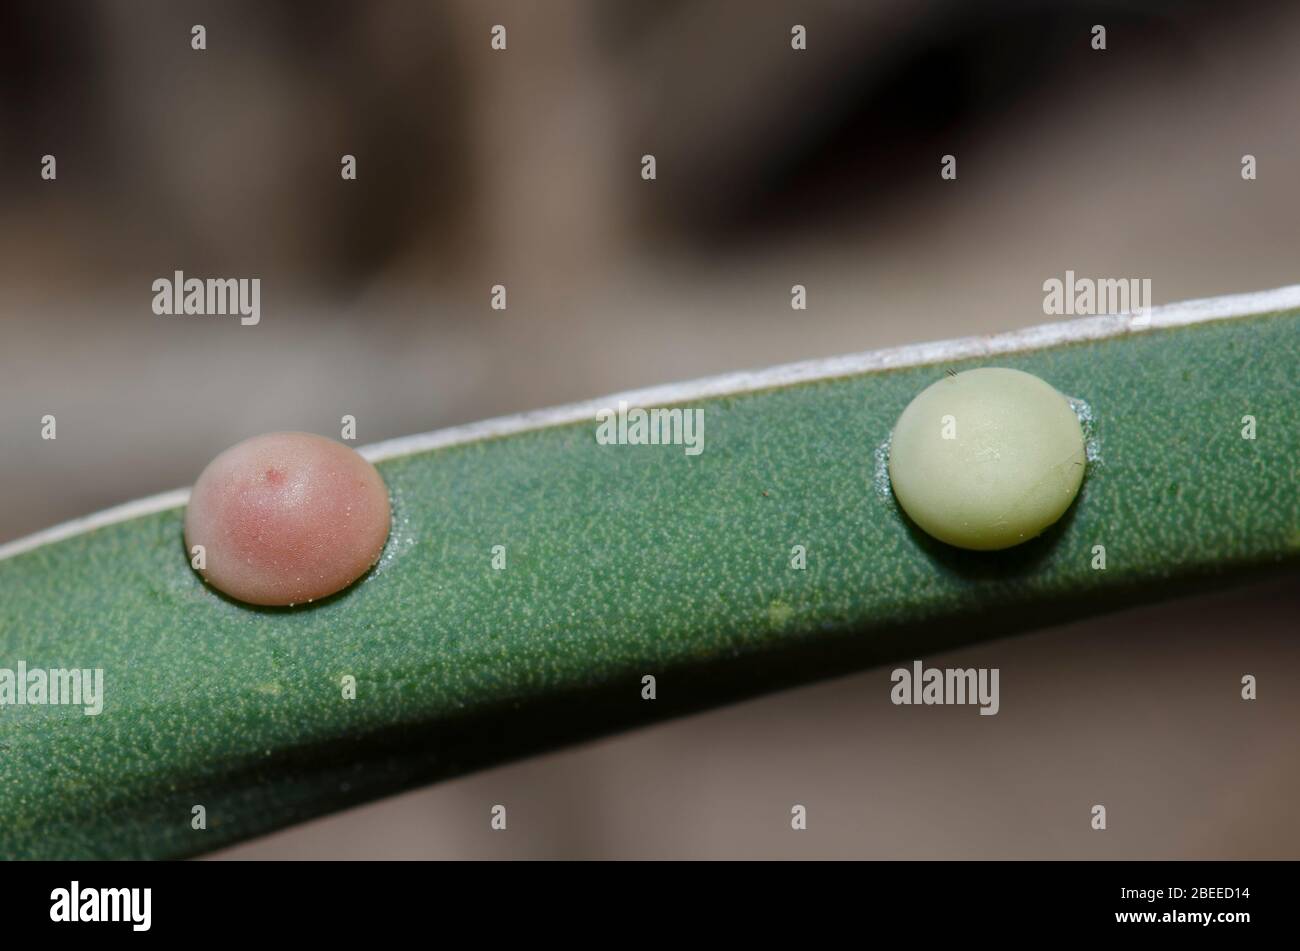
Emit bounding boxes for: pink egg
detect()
[184,432,391,606]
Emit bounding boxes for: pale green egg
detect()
[887,367,1086,551]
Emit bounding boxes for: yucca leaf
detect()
[2,287,1297,859]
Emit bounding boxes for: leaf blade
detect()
[2,302,1297,858]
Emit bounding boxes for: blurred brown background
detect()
[1,0,1296,858]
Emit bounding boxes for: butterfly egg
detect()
[184,432,391,606]
[887,367,1085,551]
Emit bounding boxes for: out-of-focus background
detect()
[2,0,1296,858]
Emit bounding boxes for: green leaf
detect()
[2,290,1297,858]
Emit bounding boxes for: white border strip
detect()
[0,487,196,564]
[3,284,1297,563]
